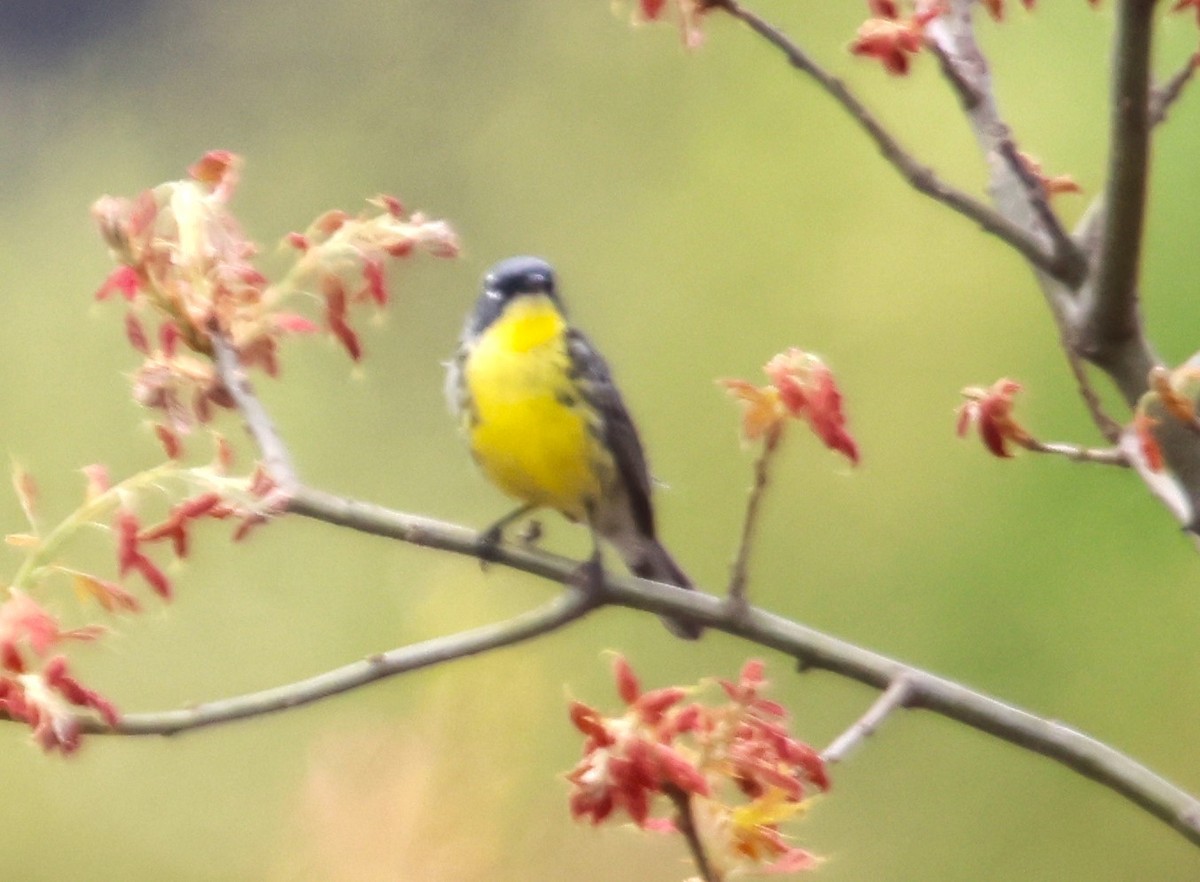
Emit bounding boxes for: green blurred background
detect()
[1,1,1199,879]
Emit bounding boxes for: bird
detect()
[446,256,702,639]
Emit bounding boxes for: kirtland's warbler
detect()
[447,256,702,639]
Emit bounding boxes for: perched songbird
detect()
[446,256,702,639]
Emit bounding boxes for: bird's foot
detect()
[569,552,606,598]
[475,524,504,571]
[475,504,537,571]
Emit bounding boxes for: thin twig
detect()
[665,785,721,882]
[925,3,1087,289]
[704,0,1073,283]
[993,138,1088,286]
[727,438,776,612]
[1047,303,1126,442]
[1150,52,1199,127]
[1020,439,1128,466]
[210,331,300,491]
[822,676,914,764]
[82,588,595,736]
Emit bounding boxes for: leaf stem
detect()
[727,435,776,611]
[665,785,721,882]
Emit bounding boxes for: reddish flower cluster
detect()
[0,591,102,673]
[848,1,1138,77]
[714,661,829,801]
[956,378,1033,458]
[979,0,1036,20]
[283,194,459,360]
[850,1,943,75]
[116,469,285,602]
[1128,364,1200,474]
[567,656,827,877]
[1016,151,1083,199]
[94,151,460,440]
[721,348,860,464]
[0,592,116,754]
[628,0,711,49]
[2,453,284,753]
[1132,410,1164,473]
[1149,365,1200,428]
[1176,0,1200,25]
[0,656,119,754]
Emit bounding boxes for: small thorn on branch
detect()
[1151,53,1200,127]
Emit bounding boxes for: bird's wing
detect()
[566,328,657,539]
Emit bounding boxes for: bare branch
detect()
[925,2,1087,290]
[1020,440,1128,465]
[1047,301,1126,442]
[726,437,776,613]
[211,331,299,491]
[1065,3,1200,528]
[1082,0,1157,365]
[82,588,595,737]
[822,676,914,764]
[704,0,1074,282]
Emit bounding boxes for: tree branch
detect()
[1079,0,1158,375]
[726,435,777,612]
[1021,439,1128,465]
[82,588,596,737]
[992,138,1088,288]
[925,2,1087,295]
[704,0,1076,283]
[1046,297,1127,443]
[212,331,299,491]
[922,2,1200,528]
[76,506,1200,847]
[714,0,1133,451]
[1069,0,1200,530]
[665,785,720,882]
[822,676,913,764]
[920,2,1151,447]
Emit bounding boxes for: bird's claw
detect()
[475,526,503,571]
[569,553,605,597]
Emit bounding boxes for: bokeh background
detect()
[1,1,1198,879]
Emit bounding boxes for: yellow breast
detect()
[463,296,605,520]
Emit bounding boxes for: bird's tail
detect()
[629,540,704,640]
